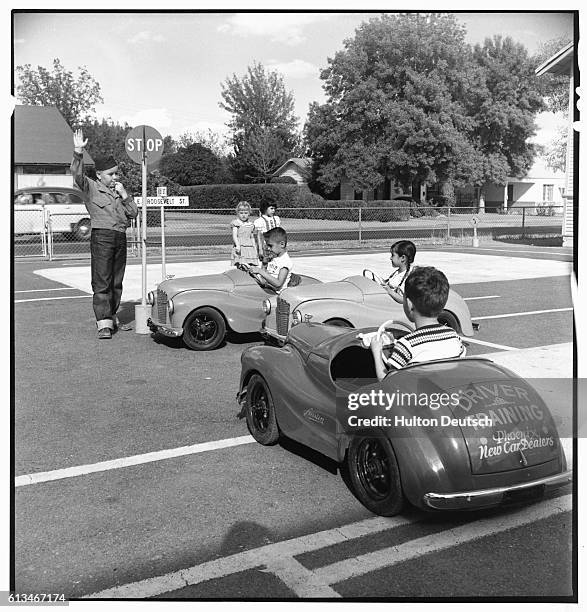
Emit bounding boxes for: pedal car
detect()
[237,321,571,516]
[147,263,320,350]
[261,269,477,345]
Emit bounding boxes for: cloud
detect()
[267,59,318,79]
[96,104,172,131]
[218,13,331,46]
[128,30,165,44]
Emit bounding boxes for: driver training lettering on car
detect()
[347,390,460,411]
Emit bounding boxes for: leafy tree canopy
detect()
[159,142,228,186]
[220,62,300,182]
[533,37,573,113]
[16,59,103,128]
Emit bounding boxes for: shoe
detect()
[97,328,112,339]
[115,322,133,331]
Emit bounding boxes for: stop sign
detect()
[125,125,164,166]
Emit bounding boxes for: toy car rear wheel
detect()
[245,374,279,445]
[74,218,91,241]
[438,310,460,333]
[346,434,404,516]
[324,318,353,328]
[183,307,226,350]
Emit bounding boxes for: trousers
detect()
[90,228,127,329]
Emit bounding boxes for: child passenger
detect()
[383,240,416,303]
[230,201,259,266]
[247,227,292,294]
[371,266,465,380]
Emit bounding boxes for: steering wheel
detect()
[363,269,385,285]
[235,262,250,273]
[236,262,266,286]
[375,319,415,363]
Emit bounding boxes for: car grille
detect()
[276,297,290,336]
[154,289,168,324]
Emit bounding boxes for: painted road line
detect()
[85,494,571,599]
[15,436,256,487]
[472,307,572,321]
[464,337,516,351]
[15,295,91,303]
[463,295,500,301]
[15,287,84,293]
[84,514,416,598]
[315,494,572,587]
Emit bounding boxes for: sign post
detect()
[157,186,168,280]
[125,125,164,334]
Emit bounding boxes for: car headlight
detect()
[292,310,302,326]
[168,298,174,315]
[262,299,271,315]
[147,291,154,305]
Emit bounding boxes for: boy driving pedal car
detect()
[370,266,466,380]
[247,227,293,294]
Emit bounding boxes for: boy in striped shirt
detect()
[370,266,465,380]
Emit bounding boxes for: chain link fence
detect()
[13,204,564,261]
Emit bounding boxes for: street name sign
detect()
[134,196,190,207]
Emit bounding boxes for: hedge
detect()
[181,183,323,210]
[181,184,445,222]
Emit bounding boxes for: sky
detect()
[11,9,576,147]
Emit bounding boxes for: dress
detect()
[230,219,259,265]
[385,268,410,292]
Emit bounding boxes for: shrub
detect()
[271,175,298,184]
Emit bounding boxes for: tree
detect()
[158,142,226,186]
[544,125,568,173]
[534,37,572,114]
[80,118,182,195]
[220,62,300,182]
[304,13,480,196]
[16,59,103,128]
[177,128,230,157]
[470,36,546,187]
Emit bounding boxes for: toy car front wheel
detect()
[245,374,280,445]
[183,307,226,350]
[345,434,404,516]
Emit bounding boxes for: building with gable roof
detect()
[535,42,575,247]
[13,105,94,189]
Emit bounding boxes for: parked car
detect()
[261,269,477,345]
[237,321,571,516]
[147,265,321,350]
[14,187,92,240]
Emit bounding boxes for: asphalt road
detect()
[12,246,576,601]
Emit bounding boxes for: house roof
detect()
[273,157,312,176]
[535,42,574,77]
[13,105,94,165]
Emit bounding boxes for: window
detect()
[543,184,554,202]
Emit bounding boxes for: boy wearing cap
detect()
[71,129,138,339]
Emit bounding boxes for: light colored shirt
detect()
[266,251,293,294]
[254,214,281,234]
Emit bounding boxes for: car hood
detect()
[159,271,236,296]
[282,279,364,305]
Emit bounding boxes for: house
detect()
[272,157,312,185]
[535,42,575,247]
[13,105,94,189]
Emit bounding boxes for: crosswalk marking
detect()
[84,494,571,598]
